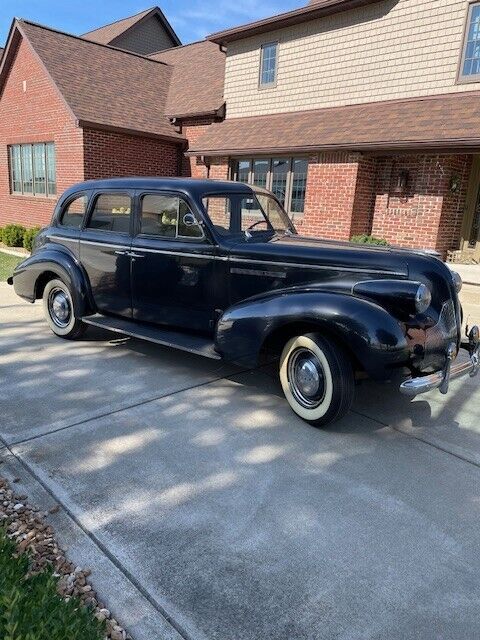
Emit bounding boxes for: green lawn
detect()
[0,251,21,282]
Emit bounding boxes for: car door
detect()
[130,190,219,333]
[80,190,133,318]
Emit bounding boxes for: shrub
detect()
[0,528,104,640]
[350,234,388,246]
[23,226,42,252]
[2,223,26,247]
[0,227,3,243]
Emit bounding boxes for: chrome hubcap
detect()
[48,288,71,328]
[288,348,326,409]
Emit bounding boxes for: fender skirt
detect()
[216,291,409,380]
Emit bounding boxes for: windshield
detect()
[202,192,296,240]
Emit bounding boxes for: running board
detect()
[82,314,221,360]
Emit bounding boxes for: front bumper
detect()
[400,326,479,397]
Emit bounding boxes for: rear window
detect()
[60,194,88,229]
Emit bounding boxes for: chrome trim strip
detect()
[46,236,78,243]
[131,246,222,260]
[229,256,405,276]
[79,239,131,250]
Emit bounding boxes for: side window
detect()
[87,193,132,233]
[259,42,278,87]
[60,194,88,229]
[140,194,203,239]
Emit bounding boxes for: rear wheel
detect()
[279,333,354,427]
[42,278,86,339]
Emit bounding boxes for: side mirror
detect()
[183,213,198,227]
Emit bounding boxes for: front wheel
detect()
[42,279,86,339]
[279,334,354,427]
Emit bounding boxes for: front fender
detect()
[216,291,409,379]
[12,247,93,316]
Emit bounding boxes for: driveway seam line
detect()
[350,408,480,470]
[0,434,195,640]
[8,366,253,448]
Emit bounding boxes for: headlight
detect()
[451,270,462,293]
[415,283,432,314]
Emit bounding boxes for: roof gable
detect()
[0,20,183,142]
[83,6,180,51]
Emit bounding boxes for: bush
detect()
[23,226,41,252]
[2,223,26,247]
[0,528,104,640]
[350,234,388,246]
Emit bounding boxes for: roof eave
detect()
[77,119,186,144]
[186,138,480,157]
[208,0,384,44]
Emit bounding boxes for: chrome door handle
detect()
[128,252,145,259]
[114,250,128,256]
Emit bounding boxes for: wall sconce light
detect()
[394,169,409,194]
[449,174,460,193]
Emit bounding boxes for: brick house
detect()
[2,1,480,259]
[0,8,224,227]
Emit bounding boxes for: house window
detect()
[460,2,480,80]
[259,42,278,87]
[8,143,56,196]
[231,157,308,217]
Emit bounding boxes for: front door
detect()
[462,156,480,260]
[130,191,220,333]
[80,190,133,317]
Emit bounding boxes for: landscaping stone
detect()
[0,476,132,640]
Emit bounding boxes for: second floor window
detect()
[259,42,278,87]
[9,143,56,197]
[461,2,480,80]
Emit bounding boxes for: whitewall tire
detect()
[42,278,86,339]
[279,333,354,427]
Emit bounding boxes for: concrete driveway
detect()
[1,281,480,640]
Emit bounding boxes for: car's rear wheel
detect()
[279,333,354,427]
[42,278,86,339]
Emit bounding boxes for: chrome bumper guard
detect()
[400,325,480,397]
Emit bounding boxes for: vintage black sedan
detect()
[8,178,480,427]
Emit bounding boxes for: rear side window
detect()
[140,194,203,239]
[87,193,132,233]
[60,194,88,229]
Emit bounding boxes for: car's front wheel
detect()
[279,333,354,427]
[42,278,86,339]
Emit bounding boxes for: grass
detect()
[0,251,21,282]
[0,527,104,640]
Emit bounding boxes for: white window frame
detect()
[259,42,278,89]
[8,142,56,197]
[458,1,480,83]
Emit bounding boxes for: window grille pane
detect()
[291,158,308,213]
[253,159,269,188]
[260,43,277,86]
[237,160,250,183]
[271,158,289,205]
[21,145,33,194]
[463,3,480,77]
[33,143,46,195]
[46,142,56,195]
[10,145,22,193]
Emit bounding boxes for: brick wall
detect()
[0,36,84,227]
[182,118,218,179]
[83,128,180,180]
[301,152,369,240]
[371,154,472,255]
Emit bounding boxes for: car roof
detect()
[61,177,257,199]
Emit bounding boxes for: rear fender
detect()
[215,291,409,379]
[12,247,93,316]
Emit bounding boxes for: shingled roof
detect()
[0,20,184,142]
[150,40,225,118]
[82,6,180,47]
[188,92,480,155]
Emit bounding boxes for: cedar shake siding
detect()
[218,0,480,119]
